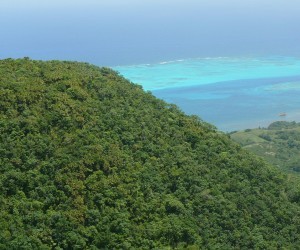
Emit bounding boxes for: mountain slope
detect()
[0,58,300,249]
[230,121,300,174]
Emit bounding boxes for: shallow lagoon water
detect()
[114,56,300,131]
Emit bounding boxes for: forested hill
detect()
[0,58,300,249]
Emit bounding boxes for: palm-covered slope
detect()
[0,58,300,249]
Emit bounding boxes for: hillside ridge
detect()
[0,58,300,249]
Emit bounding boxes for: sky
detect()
[1,0,300,66]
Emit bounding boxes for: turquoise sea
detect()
[114,56,300,131]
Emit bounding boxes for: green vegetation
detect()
[230,121,300,174]
[1,58,300,249]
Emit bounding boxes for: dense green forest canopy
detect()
[230,121,300,174]
[0,58,300,249]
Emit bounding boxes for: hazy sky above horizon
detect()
[1,0,300,66]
